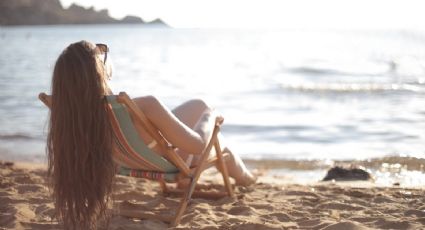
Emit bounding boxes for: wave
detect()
[279,82,425,94]
[288,66,346,76]
[286,63,392,77]
[0,134,36,141]
[285,57,423,78]
[223,124,315,133]
[244,156,425,172]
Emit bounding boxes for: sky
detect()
[60,0,425,29]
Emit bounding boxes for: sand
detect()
[1,161,425,230]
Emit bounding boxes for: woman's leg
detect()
[218,135,256,186]
[172,100,256,185]
[172,99,209,128]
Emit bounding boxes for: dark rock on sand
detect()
[322,166,372,181]
[0,161,14,167]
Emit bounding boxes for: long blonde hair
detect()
[47,40,115,229]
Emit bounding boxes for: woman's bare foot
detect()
[235,171,257,186]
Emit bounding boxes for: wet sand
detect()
[1,161,425,229]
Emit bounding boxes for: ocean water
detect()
[0,25,424,184]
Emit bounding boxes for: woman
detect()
[47,40,256,229]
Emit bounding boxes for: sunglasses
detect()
[95,43,109,64]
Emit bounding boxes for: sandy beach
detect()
[1,161,425,230]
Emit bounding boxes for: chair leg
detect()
[158,180,170,196]
[171,134,221,226]
[171,178,197,226]
[159,179,168,194]
[172,126,229,226]
[214,140,234,197]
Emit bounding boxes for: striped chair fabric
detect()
[106,95,179,182]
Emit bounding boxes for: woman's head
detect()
[47,40,115,229]
[52,41,111,96]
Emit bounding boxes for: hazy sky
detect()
[60,0,425,29]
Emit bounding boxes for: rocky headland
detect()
[0,0,168,26]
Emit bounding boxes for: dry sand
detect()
[1,161,425,230]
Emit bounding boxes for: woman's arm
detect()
[133,96,215,155]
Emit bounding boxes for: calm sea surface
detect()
[0,25,424,184]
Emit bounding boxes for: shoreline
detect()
[1,160,425,229]
[4,154,425,170]
[2,155,425,188]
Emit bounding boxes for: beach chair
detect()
[38,92,234,226]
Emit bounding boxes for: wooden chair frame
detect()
[38,92,234,227]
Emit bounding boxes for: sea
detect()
[0,25,424,186]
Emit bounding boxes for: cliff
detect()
[0,0,168,26]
